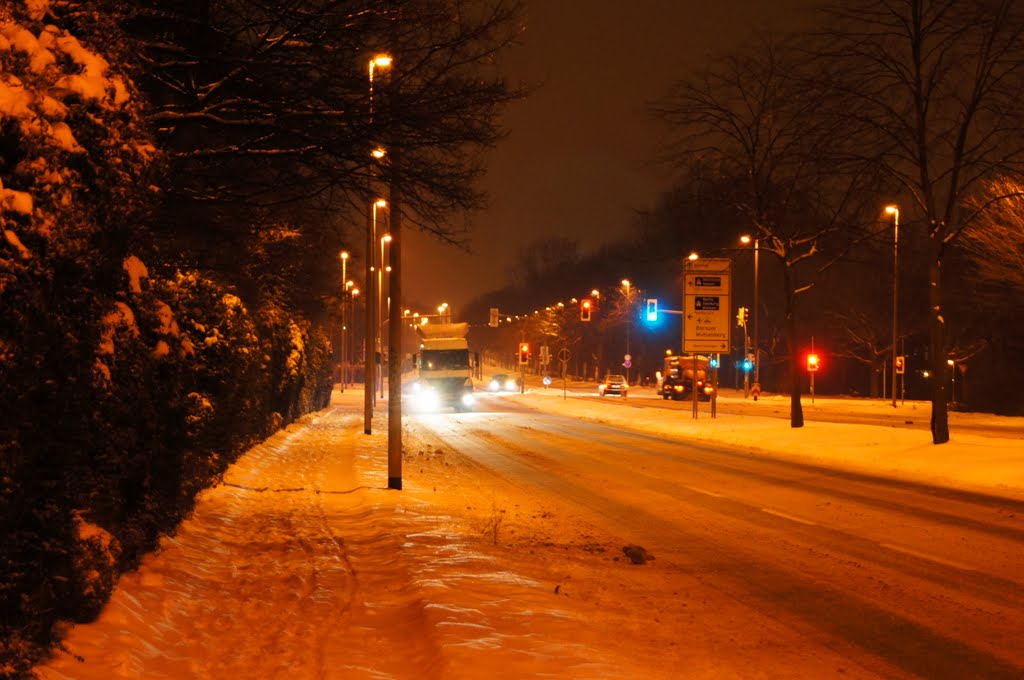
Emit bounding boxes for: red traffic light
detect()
[807,353,820,372]
[894,355,905,374]
[580,299,593,322]
[518,342,530,364]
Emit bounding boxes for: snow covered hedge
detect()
[0,3,333,673]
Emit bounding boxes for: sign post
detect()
[684,259,732,418]
[558,348,571,400]
[683,260,732,355]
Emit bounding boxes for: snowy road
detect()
[38,389,1024,679]
[408,394,1024,679]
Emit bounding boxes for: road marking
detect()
[685,485,724,497]
[879,543,976,572]
[761,508,818,526]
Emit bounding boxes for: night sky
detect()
[402,0,806,316]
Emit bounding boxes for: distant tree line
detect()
[0,0,521,673]
[466,0,1024,431]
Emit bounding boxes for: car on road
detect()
[488,373,519,392]
[598,374,628,397]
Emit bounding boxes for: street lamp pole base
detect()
[388,476,403,490]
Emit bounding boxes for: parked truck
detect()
[410,322,475,412]
[657,354,714,401]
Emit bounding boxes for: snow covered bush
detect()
[1,2,334,672]
[69,511,121,621]
[1,1,157,671]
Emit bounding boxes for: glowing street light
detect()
[621,279,632,384]
[365,52,393,435]
[370,54,393,72]
[740,235,761,386]
[885,205,900,408]
[377,233,393,399]
[340,251,350,391]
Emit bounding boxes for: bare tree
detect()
[508,237,582,289]
[653,35,874,427]
[962,176,1024,296]
[817,0,1024,443]
[93,0,523,303]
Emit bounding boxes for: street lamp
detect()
[378,233,393,399]
[621,279,631,384]
[947,358,956,403]
[885,205,899,408]
[365,53,391,434]
[368,54,393,129]
[365,197,388,413]
[340,251,350,391]
[740,235,761,387]
[347,283,359,384]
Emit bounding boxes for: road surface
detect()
[409,393,1024,679]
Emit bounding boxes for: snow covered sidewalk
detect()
[36,392,643,680]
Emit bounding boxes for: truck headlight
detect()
[414,388,441,412]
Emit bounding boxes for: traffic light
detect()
[895,355,905,375]
[737,306,749,327]
[709,355,720,369]
[518,342,530,365]
[646,299,658,322]
[741,357,753,372]
[580,298,592,322]
[807,353,820,372]
[489,307,499,327]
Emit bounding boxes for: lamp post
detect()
[621,279,631,384]
[378,233,392,399]
[347,283,358,387]
[947,358,956,404]
[365,198,387,417]
[365,53,392,434]
[339,251,349,391]
[368,54,392,120]
[739,235,761,387]
[885,205,899,408]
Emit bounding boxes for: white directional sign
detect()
[683,258,732,353]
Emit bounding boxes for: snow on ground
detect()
[527,383,1024,501]
[35,385,1024,679]
[38,392,651,680]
